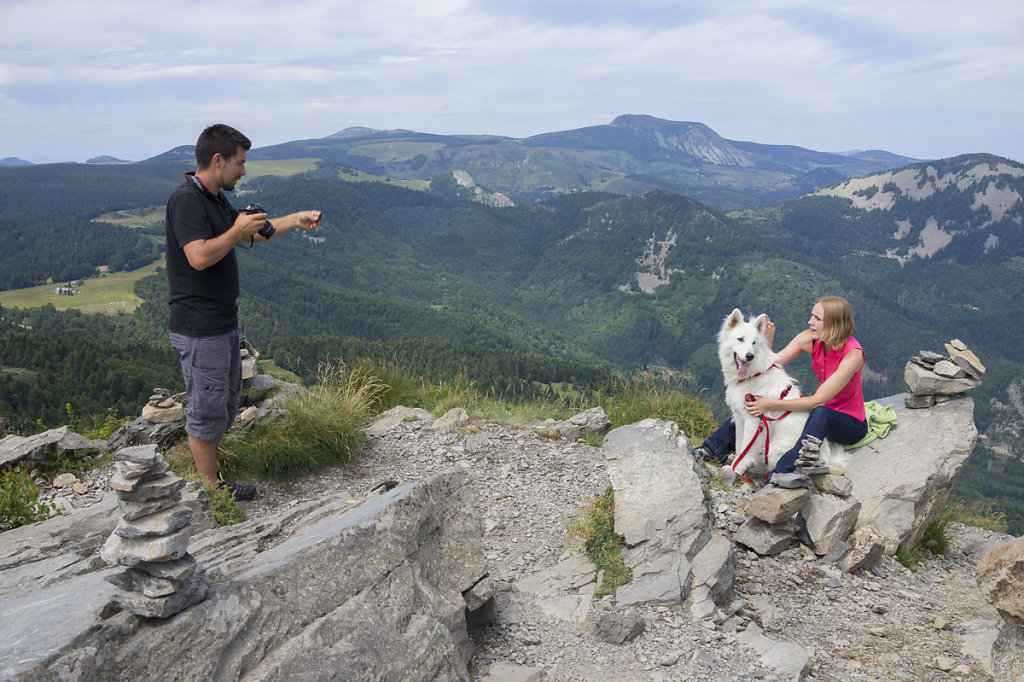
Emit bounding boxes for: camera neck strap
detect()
[185,172,233,215]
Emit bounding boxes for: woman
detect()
[700,296,868,477]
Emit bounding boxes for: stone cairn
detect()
[140,388,185,423]
[904,339,985,409]
[99,444,207,618]
[735,435,880,573]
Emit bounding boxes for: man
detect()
[166,124,322,500]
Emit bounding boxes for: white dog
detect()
[717,308,834,480]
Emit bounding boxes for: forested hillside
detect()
[0,160,968,412]
[0,162,181,289]
[220,176,940,400]
[731,155,1024,430]
[0,305,181,431]
[1,148,1022,529]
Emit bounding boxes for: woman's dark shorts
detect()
[169,329,241,442]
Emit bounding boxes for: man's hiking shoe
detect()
[217,473,258,501]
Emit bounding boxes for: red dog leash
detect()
[732,383,795,484]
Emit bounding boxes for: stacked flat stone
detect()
[793,435,830,476]
[904,339,985,408]
[240,335,259,380]
[140,388,185,424]
[100,444,207,618]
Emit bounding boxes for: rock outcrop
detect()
[601,419,734,615]
[551,406,612,441]
[978,534,1024,680]
[727,393,976,561]
[845,394,977,551]
[451,170,515,208]
[0,337,993,682]
[0,425,106,467]
[1,466,493,680]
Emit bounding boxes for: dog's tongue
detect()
[736,356,748,378]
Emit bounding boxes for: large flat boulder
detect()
[1,467,491,681]
[602,419,715,608]
[844,394,976,551]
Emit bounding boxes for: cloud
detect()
[0,0,1022,162]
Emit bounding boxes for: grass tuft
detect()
[896,543,921,569]
[219,360,386,481]
[566,486,632,597]
[921,507,951,556]
[897,497,1009,569]
[942,498,1008,534]
[204,482,249,525]
[581,375,718,442]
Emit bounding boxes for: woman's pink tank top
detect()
[812,337,866,421]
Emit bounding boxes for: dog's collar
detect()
[737,362,783,383]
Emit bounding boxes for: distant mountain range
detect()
[142,115,920,210]
[0,157,32,167]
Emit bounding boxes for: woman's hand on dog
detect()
[745,395,770,417]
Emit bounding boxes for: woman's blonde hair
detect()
[817,296,855,350]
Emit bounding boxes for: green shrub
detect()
[1,468,59,532]
[220,360,386,481]
[566,486,632,597]
[81,408,130,441]
[39,448,112,480]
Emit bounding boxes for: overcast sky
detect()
[2,0,1022,164]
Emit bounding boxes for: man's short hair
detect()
[195,124,251,169]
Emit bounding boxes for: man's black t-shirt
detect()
[165,176,240,336]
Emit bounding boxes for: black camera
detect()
[242,203,276,238]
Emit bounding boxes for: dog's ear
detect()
[725,308,743,329]
[753,314,768,333]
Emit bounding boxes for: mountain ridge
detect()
[134,115,921,209]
